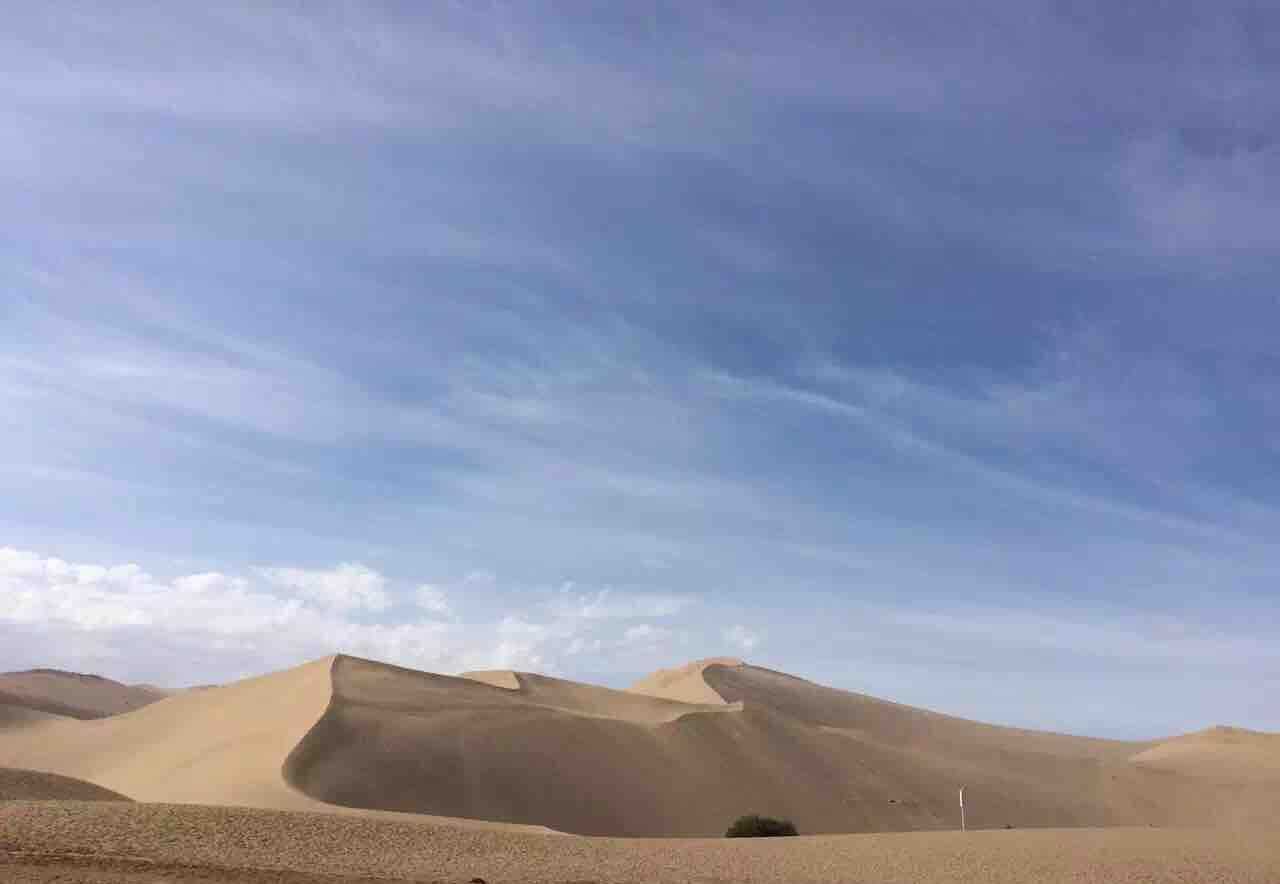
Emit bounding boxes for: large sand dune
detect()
[0,654,1276,837]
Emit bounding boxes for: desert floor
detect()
[2,801,1278,884]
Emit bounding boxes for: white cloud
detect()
[725,624,762,652]
[0,546,670,685]
[0,546,503,682]
[0,547,150,589]
[256,563,389,612]
[173,572,246,594]
[415,583,450,615]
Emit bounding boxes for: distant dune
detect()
[0,704,64,729]
[0,654,1276,837]
[629,656,743,704]
[0,669,169,720]
[1130,726,1280,783]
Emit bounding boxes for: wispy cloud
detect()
[415,584,450,615]
[549,587,695,621]
[725,624,762,653]
[257,564,391,613]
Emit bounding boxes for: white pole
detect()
[959,786,966,832]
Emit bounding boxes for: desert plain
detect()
[1,655,1277,883]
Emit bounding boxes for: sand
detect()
[0,768,131,802]
[461,669,523,690]
[0,704,63,728]
[291,656,1280,834]
[0,670,168,720]
[1,654,1278,839]
[629,656,743,705]
[2,801,1279,883]
[1130,726,1280,783]
[0,657,335,810]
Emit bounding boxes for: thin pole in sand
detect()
[959,786,966,832]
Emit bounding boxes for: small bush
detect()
[725,814,798,837]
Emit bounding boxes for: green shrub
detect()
[725,814,798,837]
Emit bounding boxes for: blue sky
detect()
[2,3,1278,738]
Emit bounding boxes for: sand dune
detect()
[0,704,63,729]
[1130,726,1280,782]
[0,669,168,720]
[286,656,742,833]
[629,656,743,704]
[0,654,1276,837]
[0,767,130,801]
[0,656,336,809]
[460,668,522,690]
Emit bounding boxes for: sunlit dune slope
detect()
[629,656,743,705]
[0,669,168,720]
[0,657,336,809]
[1130,726,1280,782]
[1122,725,1280,824]
[460,669,521,690]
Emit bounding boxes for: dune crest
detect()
[459,669,522,690]
[628,656,744,705]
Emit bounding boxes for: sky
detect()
[2,2,1278,739]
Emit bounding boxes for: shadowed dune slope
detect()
[286,656,746,835]
[0,767,131,801]
[0,670,168,720]
[0,703,65,728]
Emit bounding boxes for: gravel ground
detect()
[2,801,1278,884]
[0,854,404,884]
